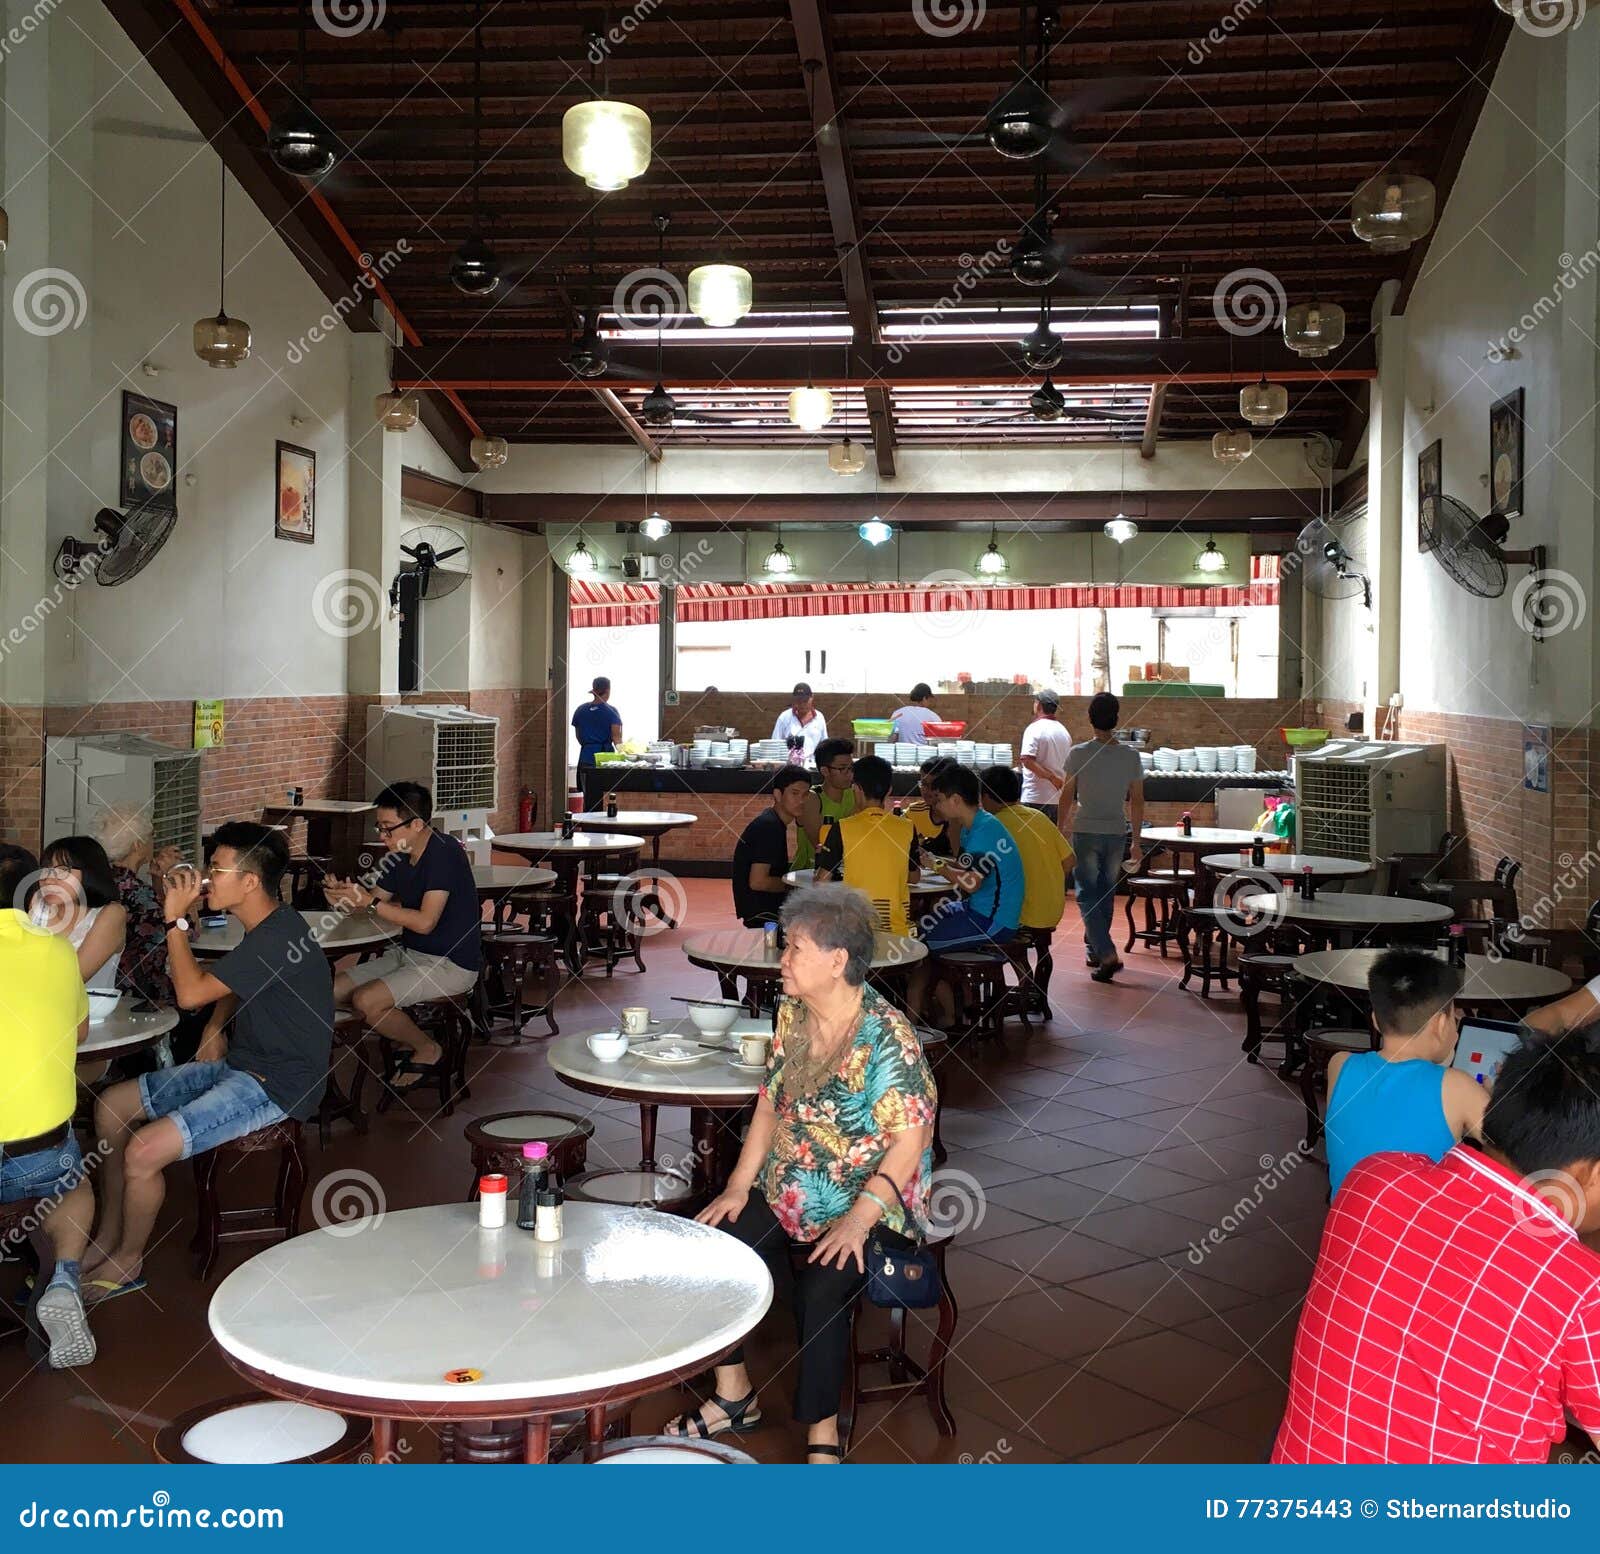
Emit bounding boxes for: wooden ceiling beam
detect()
[1142,270,1191,461]
[591,388,663,463]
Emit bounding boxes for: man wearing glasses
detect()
[791,737,858,873]
[323,782,481,1090]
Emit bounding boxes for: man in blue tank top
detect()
[1324,948,1487,1194]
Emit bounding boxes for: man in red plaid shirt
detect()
[1274,1030,1600,1463]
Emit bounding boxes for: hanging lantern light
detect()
[1350,171,1436,254]
[1212,429,1254,463]
[1240,379,1289,427]
[1283,301,1346,359]
[976,529,1009,580]
[564,537,597,576]
[858,517,892,546]
[470,434,509,470]
[639,511,672,541]
[829,437,867,476]
[1104,517,1138,544]
[194,166,251,369]
[562,98,651,191]
[1195,536,1230,575]
[687,263,753,328]
[762,538,795,576]
[788,384,834,433]
[374,390,418,431]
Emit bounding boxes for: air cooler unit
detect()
[364,704,499,862]
[43,734,204,865]
[1293,739,1446,865]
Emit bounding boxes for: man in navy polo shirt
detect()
[572,677,623,768]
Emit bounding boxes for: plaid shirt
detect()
[1273,1146,1600,1463]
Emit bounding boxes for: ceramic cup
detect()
[588,1032,629,1062]
[620,1007,651,1036]
[737,1032,772,1067]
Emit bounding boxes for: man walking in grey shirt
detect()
[1062,693,1145,982]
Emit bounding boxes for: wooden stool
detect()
[1002,931,1046,1022]
[477,929,563,1043]
[840,1238,957,1452]
[913,1025,950,1166]
[1123,877,1184,956]
[153,1395,370,1464]
[1238,953,1304,1067]
[190,1120,306,1281]
[0,1195,56,1362]
[282,855,331,909]
[464,1110,595,1198]
[1178,907,1236,996]
[566,1167,693,1212]
[316,1011,373,1149]
[585,872,648,975]
[579,1434,756,1464]
[1300,1028,1378,1153]
[1014,924,1054,1015]
[935,947,1011,1044]
[375,993,474,1117]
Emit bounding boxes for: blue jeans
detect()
[918,897,1013,950]
[1073,832,1125,962]
[138,1062,285,1161]
[0,1132,82,1203]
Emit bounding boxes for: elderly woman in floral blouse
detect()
[667,883,936,1463]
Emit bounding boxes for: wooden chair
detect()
[1385,830,1465,898]
[190,1120,307,1281]
[153,1396,371,1464]
[280,855,331,909]
[315,1010,374,1149]
[463,1110,595,1198]
[374,993,474,1117]
[1123,875,1185,957]
[1238,952,1304,1067]
[935,947,1013,1044]
[1298,1027,1379,1154]
[1178,906,1236,996]
[477,928,564,1043]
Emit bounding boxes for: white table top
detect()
[190,908,398,958]
[1293,948,1571,1002]
[1141,826,1261,849]
[683,927,928,973]
[495,832,647,856]
[79,1005,179,1060]
[784,867,953,896]
[1200,852,1371,878]
[572,812,696,829]
[550,1022,772,1101]
[1245,893,1454,927]
[208,1202,772,1406]
[262,800,376,815]
[472,865,558,894]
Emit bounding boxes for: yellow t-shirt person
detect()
[0,907,89,1140]
[815,809,918,936]
[994,804,1074,931]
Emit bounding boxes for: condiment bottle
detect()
[518,1142,549,1230]
[605,792,619,819]
[535,1188,563,1242]
[478,1173,508,1229]
[1180,811,1193,837]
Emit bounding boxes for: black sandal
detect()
[807,1442,845,1463]
[665,1387,762,1439]
[387,1052,444,1094]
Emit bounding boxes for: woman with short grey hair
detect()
[89,805,175,1005]
[667,883,936,1463]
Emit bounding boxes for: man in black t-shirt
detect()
[324,781,482,1091]
[88,822,333,1300]
[731,768,812,925]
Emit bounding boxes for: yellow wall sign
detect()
[194,699,225,749]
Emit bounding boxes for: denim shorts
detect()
[0,1132,82,1204]
[138,1062,286,1161]
[919,900,1014,950]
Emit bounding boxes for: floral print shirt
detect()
[114,865,172,1005]
[758,984,937,1244]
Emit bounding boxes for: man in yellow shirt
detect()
[903,754,956,858]
[980,766,1072,1014]
[814,755,918,935]
[0,844,95,1368]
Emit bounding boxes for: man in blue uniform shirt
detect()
[572,677,623,768]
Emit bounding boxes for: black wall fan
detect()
[1425,493,1543,601]
[1285,501,1371,610]
[54,504,176,588]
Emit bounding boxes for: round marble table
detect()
[79,1005,180,1066]
[571,811,695,864]
[1237,891,1453,943]
[1200,852,1372,882]
[550,1021,771,1194]
[494,831,647,863]
[784,867,954,898]
[208,1201,772,1464]
[473,865,558,930]
[1140,826,1262,857]
[189,908,397,960]
[683,927,927,1007]
[1293,947,1570,1012]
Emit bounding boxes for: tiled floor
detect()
[0,878,1322,1464]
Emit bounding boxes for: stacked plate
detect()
[895,743,921,768]
[1235,745,1258,773]
[1196,747,1219,772]
[1139,752,1155,773]
[729,739,749,760]
[991,744,1014,766]
[874,742,896,760]
[1216,746,1238,772]
[1153,748,1180,773]
[751,739,789,763]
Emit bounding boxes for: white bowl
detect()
[587,1032,629,1062]
[87,989,123,1025]
[688,1003,740,1036]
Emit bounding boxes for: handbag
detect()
[864,1171,942,1309]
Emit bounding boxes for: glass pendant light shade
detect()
[1283,301,1346,359]
[639,512,672,541]
[564,537,597,576]
[829,437,867,475]
[1104,517,1138,544]
[687,264,753,328]
[470,434,509,470]
[1350,172,1436,253]
[374,390,418,431]
[1195,536,1230,575]
[788,384,834,432]
[193,311,252,369]
[1212,429,1254,463]
[562,100,651,191]
[976,534,1009,579]
[762,538,795,576]
[1239,379,1289,426]
[858,517,892,546]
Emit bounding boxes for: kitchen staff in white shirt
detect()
[770,681,829,762]
[1019,689,1073,821]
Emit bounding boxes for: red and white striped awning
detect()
[570,558,1279,629]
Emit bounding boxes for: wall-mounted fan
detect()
[395,524,471,602]
[1285,499,1371,609]
[1424,493,1543,601]
[54,505,176,588]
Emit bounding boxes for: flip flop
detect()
[81,1276,147,1307]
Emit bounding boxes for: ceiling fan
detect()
[558,214,654,381]
[971,375,1147,428]
[266,1,341,181]
[1009,171,1151,294]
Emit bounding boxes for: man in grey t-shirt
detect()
[1062,693,1145,983]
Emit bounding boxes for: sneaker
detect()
[36,1282,97,1369]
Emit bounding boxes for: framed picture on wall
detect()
[120,390,177,513]
[1490,387,1525,520]
[275,441,316,543]
[1417,439,1442,553]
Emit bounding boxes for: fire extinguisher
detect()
[517,786,535,832]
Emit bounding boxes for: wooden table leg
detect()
[689,1107,720,1194]
[638,1103,658,1171]
[524,1415,552,1464]
[371,1415,396,1464]
[586,1404,607,1461]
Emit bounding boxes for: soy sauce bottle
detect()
[1250,835,1266,868]
[518,1141,550,1230]
[1449,923,1468,968]
[605,792,619,819]
[1299,865,1316,903]
[1180,811,1193,837]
